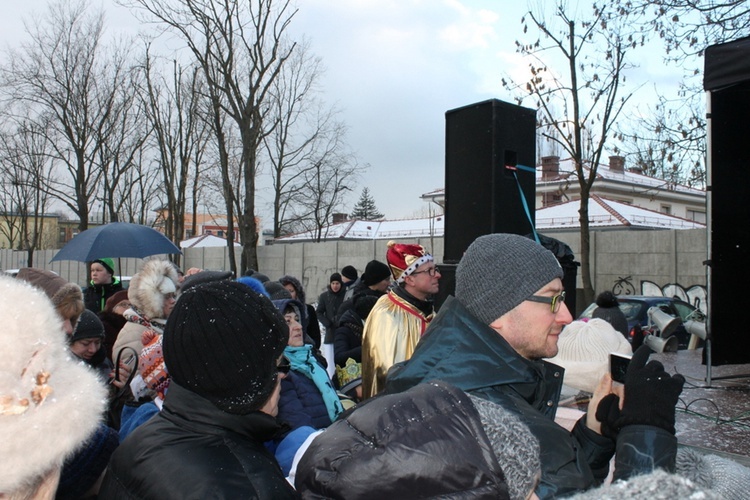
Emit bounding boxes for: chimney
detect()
[332,213,348,224]
[609,155,625,172]
[541,156,560,180]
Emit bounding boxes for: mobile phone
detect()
[610,353,632,384]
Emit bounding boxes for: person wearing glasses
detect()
[361,241,441,399]
[386,233,684,499]
[100,280,298,499]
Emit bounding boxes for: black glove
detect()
[596,344,685,435]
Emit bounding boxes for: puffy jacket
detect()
[99,382,298,499]
[295,380,510,499]
[386,297,677,499]
[84,279,123,313]
[278,370,333,431]
[333,308,363,366]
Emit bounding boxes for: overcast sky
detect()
[1,0,681,224]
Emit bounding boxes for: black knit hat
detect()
[264,281,292,300]
[341,265,358,281]
[163,280,288,415]
[592,291,629,337]
[361,260,391,287]
[70,310,106,343]
[330,272,342,284]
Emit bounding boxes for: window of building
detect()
[687,210,706,224]
[542,192,563,207]
[217,230,224,237]
[660,205,671,215]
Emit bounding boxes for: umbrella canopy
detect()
[50,222,181,263]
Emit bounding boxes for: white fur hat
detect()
[128,259,179,320]
[0,275,105,494]
[548,318,632,393]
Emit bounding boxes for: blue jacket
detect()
[279,370,333,431]
[387,297,677,499]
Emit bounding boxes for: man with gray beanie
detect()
[99,280,298,499]
[387,233,684,499]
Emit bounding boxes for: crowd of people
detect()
[2,233,749,499]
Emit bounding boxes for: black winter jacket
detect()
[295,380,510,499]
[333,308,363,367]
[386,297,678,499]
[99,382,298,499]
[316,285,345,332]
[84,279,123,313]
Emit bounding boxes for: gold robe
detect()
[361,291,434,399]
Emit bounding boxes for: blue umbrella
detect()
[50,222,181,263]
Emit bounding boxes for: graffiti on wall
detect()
[611,276,636,295]
[640,280,708,315]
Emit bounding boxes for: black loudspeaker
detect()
[707,80,750,365]
[444,99,537,263]
[432,263,456,312]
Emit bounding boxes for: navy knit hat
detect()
[70,310,106,344]
[163,280,288,415]
[456,234,563,325]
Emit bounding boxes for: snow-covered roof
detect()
[273,197,703,243]
[180,234,241,248]
[536,195,705,230]
[275,216,445,242]
[537,158,705,197]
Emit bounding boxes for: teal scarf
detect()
[284,345,343,423]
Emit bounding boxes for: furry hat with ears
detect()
[128,260,179,320]
[0,275,105,495]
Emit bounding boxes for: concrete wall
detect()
[1,229,706,311]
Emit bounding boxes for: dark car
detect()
[579,295,706,349]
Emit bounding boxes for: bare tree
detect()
[141,48,210,257]
[294,148,359,242]
[126,0,298,274]
[503,2,640,304]
[0,0,133,231]
[0,119,56,265]
[617,89,706,188]
[619,0,750,61]
[116,147,163,225]
[261,40,357,237]
[611,1,750,189]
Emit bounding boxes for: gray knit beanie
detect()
[676,448,750,500]
[469,395,541,500]
[456,234,563,325]
[568,469,720,499]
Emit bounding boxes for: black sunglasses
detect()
[525,291,566,313]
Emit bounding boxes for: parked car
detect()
[579,295,706,350]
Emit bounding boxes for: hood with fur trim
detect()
[15,267,83,310]
[0,275,106,495]
[128,260,179,320]
[279,275,306,304]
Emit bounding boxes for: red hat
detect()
[386,241,433,284]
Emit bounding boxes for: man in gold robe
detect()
[361,241,441,399]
